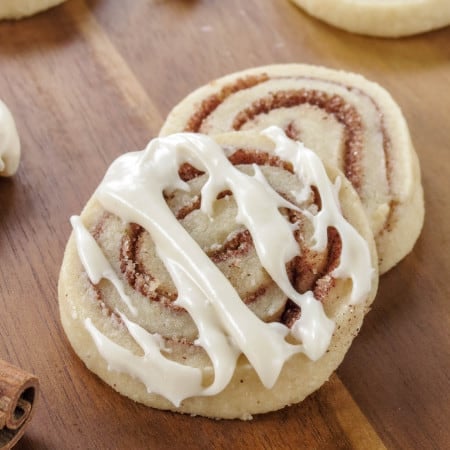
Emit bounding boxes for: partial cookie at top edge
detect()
[0,0,66,19]
[289,0,450,38]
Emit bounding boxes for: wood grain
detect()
[0,0,449,448]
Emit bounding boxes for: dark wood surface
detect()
[0,1,449,448]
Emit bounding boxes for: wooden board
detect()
[0,1,449,448]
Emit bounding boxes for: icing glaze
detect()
[71,127,373,405]
[70,215,137,316]
[0,99,20,177]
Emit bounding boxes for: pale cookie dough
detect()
[160,64,425,274]
[290,0,450,38]
[0,99,20,177]
[0,0,66,20]
[59,129,378,420]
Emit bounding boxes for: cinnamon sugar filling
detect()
[89,149,345,332]
[231,89,364,192]
[209,229,253,263]
[184,74,269,133]
[183,74,394,224]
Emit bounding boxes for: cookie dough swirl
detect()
[59,128,378,419]
[160,64,424,273]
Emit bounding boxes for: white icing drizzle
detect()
[70,215,137,316]
[0,99,21,177]
[71,127,373,405]
[85,315,203,407]
[263,126,375,304]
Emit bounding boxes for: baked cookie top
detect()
[161,64,424,273]
[59,128,378,419]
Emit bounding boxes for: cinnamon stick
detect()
[0,359,39,450]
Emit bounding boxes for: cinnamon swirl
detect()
[160,64,424,274]
[59,128,378,419]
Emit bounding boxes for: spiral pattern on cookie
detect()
[90,147,341,342]
[58,129,380,419]
[160,64,424,273]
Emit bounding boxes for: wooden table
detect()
[0,1,449,448]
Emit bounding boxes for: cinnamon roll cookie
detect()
[290,0,450,37]
[59,128,378,419]
[160,64,424,273]
[0,0,65,20]
[0,100,20,177]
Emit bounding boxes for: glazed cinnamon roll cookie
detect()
[289,0,450,38]
[59,128,378,420]
[160,64,424,274]
[0,0,65,19]
[0,99,20,177]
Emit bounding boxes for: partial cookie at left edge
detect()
[0,100,20,177]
